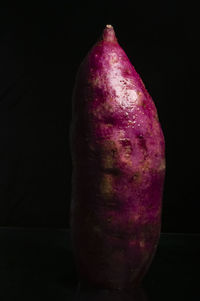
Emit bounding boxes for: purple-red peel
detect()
[70,25,165,290]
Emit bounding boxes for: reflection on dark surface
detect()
[75,284,148,301]
[0,229,199,300]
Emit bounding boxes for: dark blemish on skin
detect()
[130,171,141,183]
[137,134,147,151]
[100,195,123,210]
[103,115,118,126]
[101,167,121,176]
[111,148,117,158]
[120,138,132,147]
[120,139,133,157]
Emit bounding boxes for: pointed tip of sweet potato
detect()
[102,24,118,43]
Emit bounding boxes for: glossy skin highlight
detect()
[70,25,165,290]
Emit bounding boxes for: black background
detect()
[0,2,199,232]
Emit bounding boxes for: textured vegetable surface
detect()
[70,25,165,290]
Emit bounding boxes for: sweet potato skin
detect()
[70,25,165,290]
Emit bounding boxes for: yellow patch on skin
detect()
[87,77,99,87]
[100,140,118,170]
[90,105,101,118]
[100,174,113,199]
[102,102,114,113]
[110,129,133,168]
[117,138,133,167]
[158,158,166,171]
[154,111,159,121]
[91,101,115,119]
[120,155,133,168]
[102,154,115,169]
[141,158,151,172]
[136,91,144,106]
[152,118,161,135]
[117,129,126,138]
[110,54,118,64]
[124,145,132,157]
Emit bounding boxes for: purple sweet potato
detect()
[70,25,165,290]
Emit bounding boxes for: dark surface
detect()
[0,2,199,233]
[0,227,199,300]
